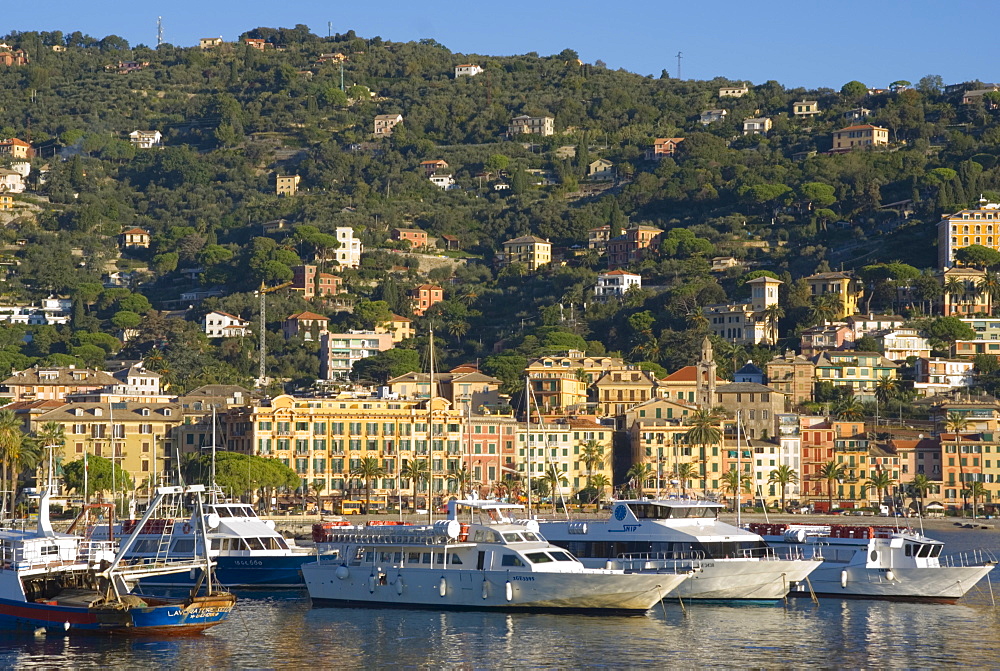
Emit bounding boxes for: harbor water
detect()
[2,527,999,668]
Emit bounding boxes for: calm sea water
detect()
[2,528,1000,669]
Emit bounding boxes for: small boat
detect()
[90,497,314,588]
[751,522,996,603]
[302,500,690,614]
[0,485,235,634]
[537,499,820,602]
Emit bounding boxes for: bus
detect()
[336,500,364,515]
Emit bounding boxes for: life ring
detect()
[183,522,192,534]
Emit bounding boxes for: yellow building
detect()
[34,402,182,494]
[830,124,889,152]
[939,267,992,316]
[804,271,864,318]
[276,174,300,196]
[518,416,613,493]
[938,200,1000,269]
[225,394,466,502]
[524,350,623,414]
[500,235,551,272]
[625,398,719,494]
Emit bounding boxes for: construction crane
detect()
[255,280,293,388]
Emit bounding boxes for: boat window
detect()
[502,533,522,543]
[214,507,232,518]
[525,552,554,564]
[422,552,432,564]
[917,544,932,558]
[450,554,463,564]
[246,538,266,551]
[904,544,912,557]
[132,539,159,553]
[393,552,403,562]
[407,552,421,563]
[930,545,942,558]
[210,539,221,551]
[521,532,541,542]
[275,537,289,550]
[548,551,574,562]
[40,545,58,556]
[171,539,195,554]
[500,554,525,567]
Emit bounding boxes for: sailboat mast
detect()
[524,375,532,518]
[211,406,218,499]
[428,327,435,523]
[736,410,742,528]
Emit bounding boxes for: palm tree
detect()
[964,481,988,519]
[36,421,66,490]
[400,459,429,512]
[675,463,699,498]
[818,461,846,513]
[980,271,1000,316]
[542,465,568,512]
[835,397,865,421]
[866,471,894,512]
[909,473,933,515]
[447,466,473,497]
[944,276,964,310]
[874,376,899,407]
[589,473,611,509]
[580,440,605,490]
[945,412,969,513]
[768,465,799,511]
[626,463,653,498]
[809,294,840,324]
[762,303,784,344]
[446,320,469,339]
[721,468,752,512]
[683,408,723,493]
[350,457,386,514]
[0,409,25,516]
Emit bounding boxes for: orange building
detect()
[409,285,443,316]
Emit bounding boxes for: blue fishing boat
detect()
[0,485,235,634]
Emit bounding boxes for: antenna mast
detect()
[676,51,682,80]
[157,17,163,47]
[257,284,266,388]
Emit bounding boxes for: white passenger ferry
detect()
[537,499,820,602]
[302,501,690,613]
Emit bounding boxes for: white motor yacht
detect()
[751,522,995,602]
[537,499,820,602]
[302,501,689,613]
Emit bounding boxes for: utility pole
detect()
[676,51,682,80]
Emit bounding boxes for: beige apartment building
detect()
[500,235,551,272]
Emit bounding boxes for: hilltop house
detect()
[830,125,889,152]
[648,137,684,160]
[507,115,554,136]
[500,235,551,272]
[283,311,329,341]
[276,174,300,196]
[0,138,31,159]
[129,130,162,149]
[792,100,820,116]
[373,114,403,136]
[454,64,483,77]
[700,109,727,125]
[391,228,429,249]
[743,117,772,135]
[202,311,251,338]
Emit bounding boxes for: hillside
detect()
[0,26,996,392]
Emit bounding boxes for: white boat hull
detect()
[302,564,687,613]
[789,563,994,602]
[584,557,819,600]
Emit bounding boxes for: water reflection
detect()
[3,524,1000,668]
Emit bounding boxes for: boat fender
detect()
[335,565,350,580]
[439,577,447,597]
[482,579,489,600]
[886,570,895,581]
[605,560,614,570]
[183,522,192,534]
[841,570,848,588]
[505,580,513,602]
[63,621,70,632]
[396,579,404,595]
[190,567,197,580]
[368,575,376,593]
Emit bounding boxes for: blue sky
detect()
[5,0,998,89]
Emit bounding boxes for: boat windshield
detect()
[629,503,719,520]
[501,531,543,543]
[525,551,575,563]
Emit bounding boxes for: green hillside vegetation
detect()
[0,26,998,391]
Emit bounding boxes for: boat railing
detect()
[317,533,453,550]
[613,552,702,573]
[77,540,116,562]
[939,548,998,568]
